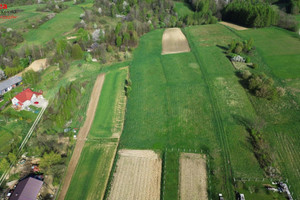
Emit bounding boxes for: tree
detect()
[8,152,17,164]
[40,151,62,171]
[116,36,122,47]
[58,60,70,74]
[0,158,9,173]
[71,44,83,60]
[56,39,68,55]
[77,28,89,42]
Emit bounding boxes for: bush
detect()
[245,57,251,63]
[241,70,252,80]
[234,45,243,54]
[252,63,258,69]
[71,44,83,60]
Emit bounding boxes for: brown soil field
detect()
[16,58,48,76]
[162,28,190,55]
[179,153,208,200]
[57,74,105,200]
[108,149,162,200]
[219,21,248,31]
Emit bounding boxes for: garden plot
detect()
[179,153,208,200]
[162,28,190,55]
[108,149,162,200]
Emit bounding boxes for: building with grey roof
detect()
[9,177,43,200]
[0,76,22,95]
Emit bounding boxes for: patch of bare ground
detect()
[57,74,105,200]
[108,150,162,200]
[179,153,208,200]
[162,28,190,55]
[219,21,248,31]
[16,59,48,77]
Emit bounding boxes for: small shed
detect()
[0,76,22,95]
[9,177,43,200]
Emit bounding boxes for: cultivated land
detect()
[108,150,162,200]
[64,68,128,200]
[65,142,117,200]
[162,28,190,54]
[179,153,207,200]
[120,24,299,199]
[58,74,105,200]
[89,68,128,139]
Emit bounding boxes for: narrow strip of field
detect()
[179,153,207,200]
[162,28,190,55]
[65,141,117,200]
[219,21,248,30]
[108,150,162,200]
[89,68,128,139]
[58,74,105,200]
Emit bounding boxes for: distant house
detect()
[9,177,43,200]
[12,88,43,110]
[0,76,22,95]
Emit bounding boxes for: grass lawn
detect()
[174,2,194,18]
[0,4,48,30]
[119,25,266,199]
[65,141,117,200]
[89,68,128,139]
[16,3,83,49]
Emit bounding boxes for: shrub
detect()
[252,63,258,69]
[245,57,251,63]
[241,70,252,80]
[234,45,243,54]
[71,44,83,60]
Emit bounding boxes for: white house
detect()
[12,88,43,110]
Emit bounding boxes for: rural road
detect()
[58,74,105,200]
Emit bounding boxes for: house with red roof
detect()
[11,88,43,110]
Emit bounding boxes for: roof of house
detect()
[14,88,42,103]
[9,177,43,200]
[0,76,22,91]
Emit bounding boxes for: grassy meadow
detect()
[65,141,117,200]
[16,2,83,49]
[174,2,194,17]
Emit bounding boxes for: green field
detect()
[0,4,47,29]
[64,66,128,200]
[16,2,82,48]
[89,68,128,139]
[65,141,117,200]
[119,25,271,199]
[174,2,194,17]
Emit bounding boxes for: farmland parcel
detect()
[108,150,162,200]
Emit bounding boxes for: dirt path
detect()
[162,28,190,55]
[16,58,48,77]
[219,21,248,31]
[57,74,105,200]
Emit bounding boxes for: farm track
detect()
[58,74,105,200]
[185,30,234,199]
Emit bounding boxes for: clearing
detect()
[108,150,162,200]
[179,153,207,200]
[162,28,190,55]
[58,74,105,200]
[219,21,248,30]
